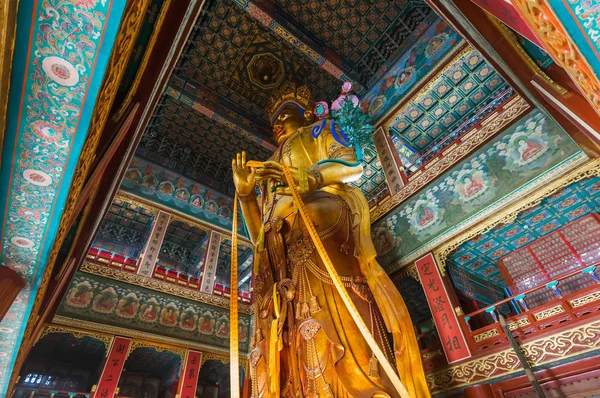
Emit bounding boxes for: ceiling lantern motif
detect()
[247,52,285,90]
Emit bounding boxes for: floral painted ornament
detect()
[30,120,64,142]
[41,56,80,87]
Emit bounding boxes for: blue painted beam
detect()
[0,1,126,394]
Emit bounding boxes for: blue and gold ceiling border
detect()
[0,1,126,394]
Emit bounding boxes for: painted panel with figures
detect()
[361,18,464,123]
[372,109,584,270]
[122,157,247,236]
[57,273,251,352]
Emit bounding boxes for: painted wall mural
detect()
[0,1,126,395]
[448,175,600,293]
[372,109,584,271]
[121,157,247,236]
[57,273,252,352]
[361,19,464,123]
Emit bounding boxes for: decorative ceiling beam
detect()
[0,1,129,395]
[116,191,253,244]
[233,0,352,83]
[166,81,278,152]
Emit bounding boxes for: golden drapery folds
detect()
[232,84,430,398]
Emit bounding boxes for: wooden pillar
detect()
[176,350,203,398]
[241,374,251,398]
[90,336,132,398]
[464,384,494,398]
[415,253,472,363]
[200,231,222,294]
[0,267,25,321]
[137,210,171,277]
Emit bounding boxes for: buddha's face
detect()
[272,104,305,144]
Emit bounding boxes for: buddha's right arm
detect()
[239,196,262,244]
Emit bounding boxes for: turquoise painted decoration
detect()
[371,109,585,272]
[448,175,600,288]
[0,1,127,394]
[388,48,511,155]
[361,18,464,122]
[516,34,554,69]
[121,157,248,237]
[548,1,600,79]
[57,272,252,352]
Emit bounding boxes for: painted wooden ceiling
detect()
[134,0,438,200]
[30,333,107,365]
[389,48,512,159]
[448,176,600,303]
[93,199,156,259]
[215,239,254,291]
[124,347,182,377]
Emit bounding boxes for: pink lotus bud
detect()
[342,82,353,93]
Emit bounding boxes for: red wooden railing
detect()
[85,248,252,302]
[419,262,600,370]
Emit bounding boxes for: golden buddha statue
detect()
[232,82,429,398]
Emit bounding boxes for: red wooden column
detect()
[0,267,25,321]
[415,253,471,363]
[90,336,132,398]
[176,350,203,398]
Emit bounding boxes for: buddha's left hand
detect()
[255,160,317,195]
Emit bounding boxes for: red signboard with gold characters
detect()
[90,336,131,398]
[415,253,470,363]
[177,350,203,398]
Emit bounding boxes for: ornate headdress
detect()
[266,81,313,122]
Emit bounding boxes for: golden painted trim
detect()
[112,0,174,122]
[79,261,253,314]
[10,0,153,390]
[114,193,160,217]
[433,158,600,274]
[507,318,531,331]
[490,16,567,96]
[201,353,250,374]
[473,328,500,342]
[117,191,253,245]
[533,305,565,321]
[422,349,443,361]
[569,291,600,308]
[377,43,470,128]
[427,319,600,392]
[0,0,17,155]
[371,95,530,221]
[53,315,249,359]
[38,324,114,354]
[511,0,600,115]
[394,264,420,283]
[201,352,229,365]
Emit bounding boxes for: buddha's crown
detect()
[266,81,313,121]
